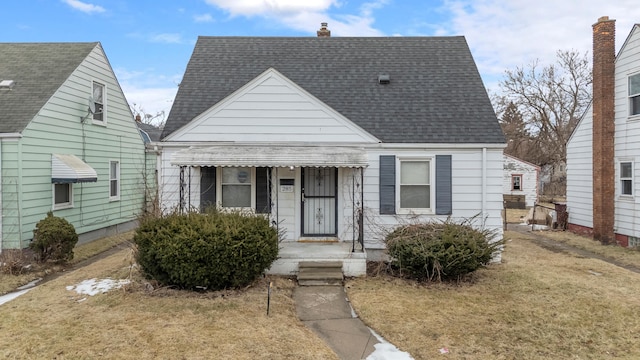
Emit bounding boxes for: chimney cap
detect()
[317,22,331,37]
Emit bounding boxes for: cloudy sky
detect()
[5,0,640,121]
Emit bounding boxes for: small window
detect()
[220,167,252,208]
[399,159,431,210]
[629,236,640,248]
[512,174,522,191]
[93,81,105,122]
[110,160,120,200]
[53,183,73,209]
[620,162,633,196]
[629,74,640,116]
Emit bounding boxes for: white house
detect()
[156,25,506,275]
[566,17,640,247]
[503,154,539,208]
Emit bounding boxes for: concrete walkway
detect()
[293,286,379,360]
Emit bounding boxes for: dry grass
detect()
[538,230,640,267]
[0,231,133,296]
[347,230,640,359]
[5,227,640,359]
[503,208,529,224]
[0,248,337,359]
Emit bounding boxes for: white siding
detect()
[503,154,539,207]
[362,147,504,250]
[613,25,640,238]
[566,104,594,229]
[158,145,505,252]
[166,69,379,144]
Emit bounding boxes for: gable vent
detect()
[0,80,16,90]
[378,75,390,84]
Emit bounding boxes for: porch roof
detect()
[170,145,368,168]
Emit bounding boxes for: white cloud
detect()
[439,0,640,92]
[194,13,214,23]
[116,67,181,121]
[62,0,105,14]
[204,0,385,36]
[204,0,338,17]
[150,33,183,44]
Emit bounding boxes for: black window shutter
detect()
[379,155,396,215]
[255,167,271,214]
[435,155,452,215]
[200,167,216,212]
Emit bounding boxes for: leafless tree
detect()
[494,50,592,168]
[130,103,166,128]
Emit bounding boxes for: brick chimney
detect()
[317,22,331,37]
[592,16,616,244]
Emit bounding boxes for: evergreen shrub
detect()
[30,212,78,263]
[134,210,279,290]
[385,218,502,281]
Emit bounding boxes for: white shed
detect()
[503,154,539,208]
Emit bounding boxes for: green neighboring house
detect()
[0,42,146,251]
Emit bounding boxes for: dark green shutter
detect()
[255,167,271,214]
[379,155,396,215]
[435,155,452,215]
[200,167,216,211]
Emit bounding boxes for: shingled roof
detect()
[0,42,98,134]
[162,36,504,144]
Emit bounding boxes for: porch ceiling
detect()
[170,145,368,168]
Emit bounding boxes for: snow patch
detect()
[66,278,130,296]
[0,289,32,306]
[367,329,414,360]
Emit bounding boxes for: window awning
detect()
[51,154,98,183]
[170,146,368,168]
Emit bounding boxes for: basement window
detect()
[629,73,640,116]
[620,161,633,196]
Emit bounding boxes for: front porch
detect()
[268,241,367,277]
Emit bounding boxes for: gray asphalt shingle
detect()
[0,42,97,134]
[162,36,504,144]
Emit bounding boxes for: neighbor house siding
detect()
[566,104,594,230]
[1,140,21,249]
[3,45,145,248]
[613,25,640,238]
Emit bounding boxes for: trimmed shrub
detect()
[134,210,279,290]
[30,212,78,263]
[385,218,502,281]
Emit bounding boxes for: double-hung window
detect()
[220,167,254,208]
[399,159,431,211]
[630,73,640,117]
[110,160,120,200]
[53,183,73,210]
[512,175,522,191]
[620,161,633,196]
[92,81,105,123]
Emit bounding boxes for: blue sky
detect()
[4,0,640,121]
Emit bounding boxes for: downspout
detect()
[17,140,23,248]
[0,140,3,253]
[482,147,487,220]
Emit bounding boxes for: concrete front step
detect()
[298,261,344,286]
